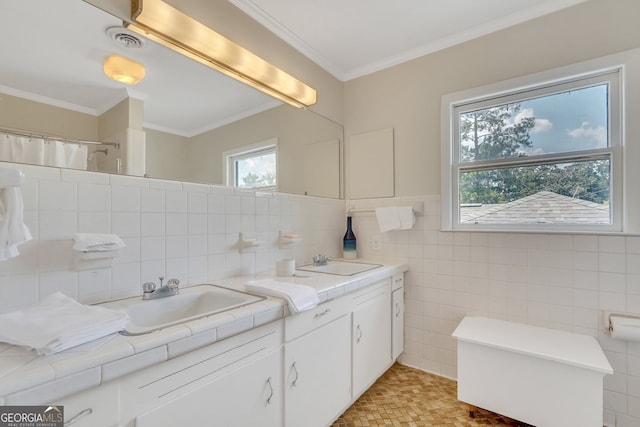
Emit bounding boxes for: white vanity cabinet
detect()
[352,279,392,398]
[134,351,281,427]
[391,273,404,360]
[283,298,352,427]
[120,321,282,427]
[57,381,120,427]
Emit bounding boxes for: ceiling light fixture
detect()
[103,54,146,85]
[127,0,317,108]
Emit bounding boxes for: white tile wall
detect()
[0,162,345,311]
[349,195,640,426]
[5,161,638,424]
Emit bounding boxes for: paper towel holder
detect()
[606,310,640,333]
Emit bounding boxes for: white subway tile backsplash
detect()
[78,184,110,212]
[166,235,188,259]
[39,180,76,211]
[39,211,77,240]
[599,235,627,253]
[111,213,140,237]
[111,186,140,212]
[141,188,165,212]
[78,212,110,233]
[188,191,208,213]
[165,190,187,213]
[166,213,188,236]
[141,213,165,236]
[141,237,165,261]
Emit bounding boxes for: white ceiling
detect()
[230,0,588,81]
[0,0,587,137]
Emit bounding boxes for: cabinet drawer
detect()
[352,279,390,305]
[120,321,281,423]
[285,296,351,342]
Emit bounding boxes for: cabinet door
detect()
[392,286,404,360]
[58,381,119,427]
[284,314,351,427]
[135,351,282,427]
[352,285,391,398]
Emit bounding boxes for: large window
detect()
[224,139,277,190]
[442,64,623,232]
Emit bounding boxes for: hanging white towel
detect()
[245,279,319,313]
[73,233,125,253]
[397,206,415,230]
[375,207,400,232]
[0,292,128,355]
[0,186,32,261]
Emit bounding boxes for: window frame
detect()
[441,57,625,233]
[223,138,278,190]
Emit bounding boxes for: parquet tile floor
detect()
[332,363,530,427]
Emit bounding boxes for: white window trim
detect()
[223,138,278,190]
[440,50,640,233]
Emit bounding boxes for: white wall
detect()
[343,1,640,425]
[0,162,345,313]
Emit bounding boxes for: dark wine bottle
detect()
[343,216,357,259]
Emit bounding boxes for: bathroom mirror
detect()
[0,0,343,198]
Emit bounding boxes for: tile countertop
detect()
[0,260,408,405]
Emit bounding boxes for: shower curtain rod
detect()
[1,127,120,149]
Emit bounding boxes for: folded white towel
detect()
[0,186,32,261]
[73,233,125,252]
[397,206,415,230]
[245,279,319,313]
[375,207,400,232]
[0,292,128,355]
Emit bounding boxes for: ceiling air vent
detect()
[106,26,145,49]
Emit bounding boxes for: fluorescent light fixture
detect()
[128,0,317,108]
[103,54,146,85]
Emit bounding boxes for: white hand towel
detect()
[73,233,125,252]
[375,207,400,232]
[398,206,415,230]
[0,292,128,355]
[245,279,319,313]
[0,187,32,261]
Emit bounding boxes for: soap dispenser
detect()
[343,216,357,259]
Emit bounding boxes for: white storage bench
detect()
[452,317,613,427]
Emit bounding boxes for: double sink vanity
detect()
[0,260,407,427]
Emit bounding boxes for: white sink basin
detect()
[296,260,382,276]
[98,284,265,335]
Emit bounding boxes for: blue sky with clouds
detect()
[517,84,608,155]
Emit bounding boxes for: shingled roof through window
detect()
[460,191,610,224]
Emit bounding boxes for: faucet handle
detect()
[143,282,156,293]
[167,278,180,289]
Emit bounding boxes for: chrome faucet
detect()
[142,276,180,300]
[312,254,330,266]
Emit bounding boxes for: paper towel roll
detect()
[609,315,640,341]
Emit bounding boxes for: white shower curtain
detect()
[0,135,88,170]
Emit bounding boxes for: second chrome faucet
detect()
[142,276,181,300]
